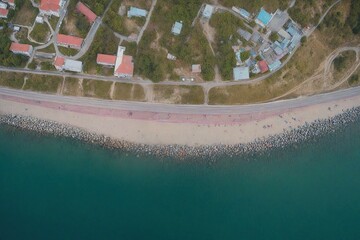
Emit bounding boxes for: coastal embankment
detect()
[1,87,360,158]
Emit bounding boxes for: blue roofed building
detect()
[233,67,250,80]
[171,21,183,35]
[127,7,148,18]
[268,60,281,72]
[255,9,273,28]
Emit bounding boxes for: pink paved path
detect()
[0,93,291,125]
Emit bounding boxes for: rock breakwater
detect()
[1,106,360,160]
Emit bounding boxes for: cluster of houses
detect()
[232,7,304,81]
[6,0,134,77]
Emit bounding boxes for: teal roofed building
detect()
[233,67,250,80]
[268,60,281,72]
[255,9,273,28]
[127,7,148,18]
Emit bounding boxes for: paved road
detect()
[68,18,102,60]
[1,86,360,115]
[136,0,157,44]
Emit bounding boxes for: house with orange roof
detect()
[39,0,62,17]
[258,60,269,73]
[114,46,134,78]
[56,34,84,49]
[53,56,65,70]
[0,8,8,18]
[10,43,33,56]
[76,2,97,23]
[96,54,116,67]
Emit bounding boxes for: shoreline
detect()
[0,88,360,158]
[1,88,360,146]
[1,107,360,159]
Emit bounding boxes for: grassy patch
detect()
[153,85,204,104]
[30,23,51,43]
[113,83,146,101]
[48,16,59,30]
[58,46,79,56]
[82,79,112,99]
[13,0,39,26]
[0,72,25,89]
[24,74,62,93]
[63,77,82,96]
[37,44,56,54]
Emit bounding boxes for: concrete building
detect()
[9,42,33,56]
[127,7,148,18]
[192,64,201,73]
[238,28,252,41]
[268,10,289,32]
[202,4,214,19]
[0,2,7,9]
[76,2,97,23]
[63,59,83,73]
[2,0,15,9]
[255,9,273,28]
[56,34,84,49]
[171,21,183,35]
[35,16,44,24]
[232,7,251,21]
[114,46,134,78]
[233,66,250,80]
[39,0,62,17]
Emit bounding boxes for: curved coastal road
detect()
[0,86,360,115]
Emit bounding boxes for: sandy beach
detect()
[1,88,360,146]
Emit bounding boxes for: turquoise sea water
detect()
[1,122,360,240]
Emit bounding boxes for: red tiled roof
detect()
[258,60,269,73]
[116,55,134,76]
[57,34,84,47]
[40,0,60,12]
[97,54,116,65]
[54,56,65,67]
[0,8,9,17]
[10,42,32,53]
[76,2,97,23]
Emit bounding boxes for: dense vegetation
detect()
[103,0,128,34]
[347,0,360,34]
[210,13,246,80]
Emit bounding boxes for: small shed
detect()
[171,21,183,35]
[192,64,201,73]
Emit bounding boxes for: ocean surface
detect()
[1,122,360,240]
